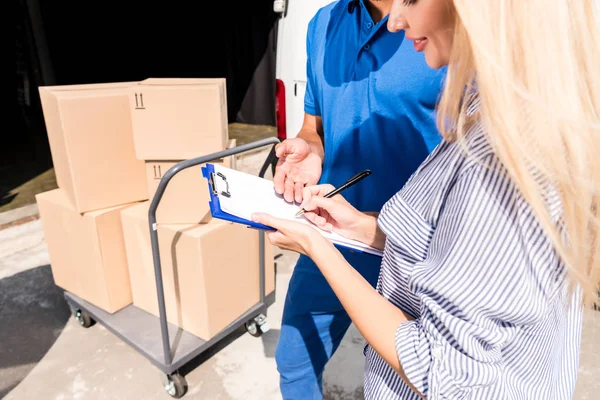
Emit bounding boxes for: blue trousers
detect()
[275,252,381,399]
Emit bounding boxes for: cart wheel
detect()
[164,373,187,398]
[74,309,95,328]
[245,320,262,337]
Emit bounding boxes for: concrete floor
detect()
[0,144,599,400]
[0,243,367,400]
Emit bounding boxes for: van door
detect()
[274,0,331,138]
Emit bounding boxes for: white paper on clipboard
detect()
[211,164,383,257]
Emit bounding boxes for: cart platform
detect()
[64,291,275,375]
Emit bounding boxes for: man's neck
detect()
[363,0,393,23]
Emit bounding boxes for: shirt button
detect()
[363,44,371,51]
[431,346,443,360]
[366,22,373,29]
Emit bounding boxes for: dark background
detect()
[12,0,277,192]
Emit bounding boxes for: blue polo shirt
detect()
[299,1,446,277]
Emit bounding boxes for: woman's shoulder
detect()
[396,116,496,199]
[382,111,515,233]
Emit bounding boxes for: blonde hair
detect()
[438,0,600,306]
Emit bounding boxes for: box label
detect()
[134,92,145,110]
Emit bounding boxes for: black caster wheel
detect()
[163,373,188,398]
[245,320,262,337]
[245,314,270,337]
[74,309,95,328]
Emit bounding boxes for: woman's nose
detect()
[388,0,407,32]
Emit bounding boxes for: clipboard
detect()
[201,163,275,231]
[201,163,383,257]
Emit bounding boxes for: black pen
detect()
[295,169,372,217]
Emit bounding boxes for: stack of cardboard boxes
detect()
[36,78,275,341]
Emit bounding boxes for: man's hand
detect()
[273,138,323,203]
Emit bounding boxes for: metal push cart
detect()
[64,137,281,398]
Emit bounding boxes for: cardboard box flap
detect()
[38,90,74,196]
[35,188,68,207]
[86,202,133,217]
[95,206,134,312]
[141,78,226,86]
[50,88,132,99]
[121,202,197,233]
[184,220,229,239]
[40,81,139,92]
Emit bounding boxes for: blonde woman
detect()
[252,0,599,398]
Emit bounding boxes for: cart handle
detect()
[148,136,280,366]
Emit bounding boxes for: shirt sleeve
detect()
[303,18,321,117]
[395,156,562,399]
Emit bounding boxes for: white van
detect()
[273,0,333,140]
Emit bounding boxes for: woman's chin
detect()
[424,51,448,70]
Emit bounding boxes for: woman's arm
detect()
[355,213,387,250]
[308,239,424,397]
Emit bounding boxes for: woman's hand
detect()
[250,212,335,257]
[300,185,379,245]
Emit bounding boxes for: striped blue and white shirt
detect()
[364,99,583,399]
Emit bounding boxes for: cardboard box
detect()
[41,81,139,91]
[121,202,274,340]
[145,139,237,224]
[130,78,229,160]
[39,84,147,213]
[36,189,134,313]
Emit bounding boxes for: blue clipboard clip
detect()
[201,163,276,231]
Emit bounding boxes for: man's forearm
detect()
[297,129,325,161]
